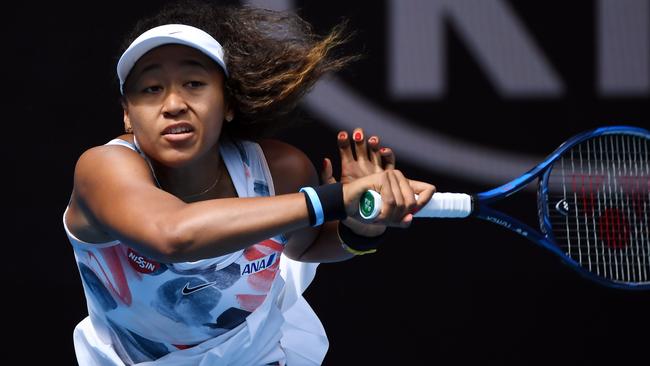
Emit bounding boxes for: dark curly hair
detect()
[119,0,359,140]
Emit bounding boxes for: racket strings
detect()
[546,133,649,284]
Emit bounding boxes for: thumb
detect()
[409,180,436,210]
[321,157,336,184]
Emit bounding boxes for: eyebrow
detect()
[138,59,210,77]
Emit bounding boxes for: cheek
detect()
[199,103,226,131]
[126,107,155,127]
[203,117,224,138]
[195,108,224,142]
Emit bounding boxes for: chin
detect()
[158,150,199,168]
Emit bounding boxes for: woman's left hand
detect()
[321,128,397,236]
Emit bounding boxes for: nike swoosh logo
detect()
[181,281,216,296]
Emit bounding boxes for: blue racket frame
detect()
[472,126,650,290]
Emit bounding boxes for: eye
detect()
[186,81,206,89]
[142,85,162,94]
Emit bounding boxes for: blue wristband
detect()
[300,187,324,226]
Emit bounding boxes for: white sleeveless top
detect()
[64,137,327,365]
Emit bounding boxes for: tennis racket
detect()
[359,126,650,290]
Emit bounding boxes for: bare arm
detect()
[259,139,354,262]
[278,128,436,262]
[73,140,426,264]
[73,145,312,263]
[259,139,430,263]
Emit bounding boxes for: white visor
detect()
[117,24,228,94]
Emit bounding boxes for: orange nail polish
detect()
[338,132,347,139]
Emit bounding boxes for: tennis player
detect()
[63,1,435,364]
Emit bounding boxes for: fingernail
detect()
[353,132,362,141]
[380,147,388,153]
[338,132,347,140]
[322,158,328,169]
[369,137,377,144]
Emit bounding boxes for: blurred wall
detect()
[3,1,648,364]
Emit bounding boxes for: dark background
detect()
[4,1,649,365]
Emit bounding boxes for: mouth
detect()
[161,122,195,135]
[161,122,196,143]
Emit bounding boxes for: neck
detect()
[151,145,224,201]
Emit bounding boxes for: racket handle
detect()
[359,191,473,219]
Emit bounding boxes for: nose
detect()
[161,87,188,117]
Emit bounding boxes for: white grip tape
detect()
[413,192,472,218]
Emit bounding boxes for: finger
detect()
[409,180,436,196]
[409,180,436,213]
[377,171,395,224]
[393,170,417,224]
[367,135,382,167]
[390,170,415,227]
[352,128,369,162]
[380,147,396,170]
[320,157,337,184]
[401,213,414,227]
[337,131,355,166]
[387,170,407,226]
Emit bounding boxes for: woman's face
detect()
[122,44,232,167]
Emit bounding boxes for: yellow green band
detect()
[341,243,377,255]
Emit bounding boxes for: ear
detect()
[224,102,235,122]
[122,104,133,133]
[223,94,235,122]
[225,109,234,123]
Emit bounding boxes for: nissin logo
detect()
[126,249,162,274]
[247,0,648,186]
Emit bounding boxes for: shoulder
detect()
[257,138,319,195]
[74,136,150,194]
[67,135,153,242]
[75,135,138,172]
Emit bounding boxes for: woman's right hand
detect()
[341,170,435,228]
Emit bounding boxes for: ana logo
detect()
[241,253,276,276]
[126,248,163,274]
